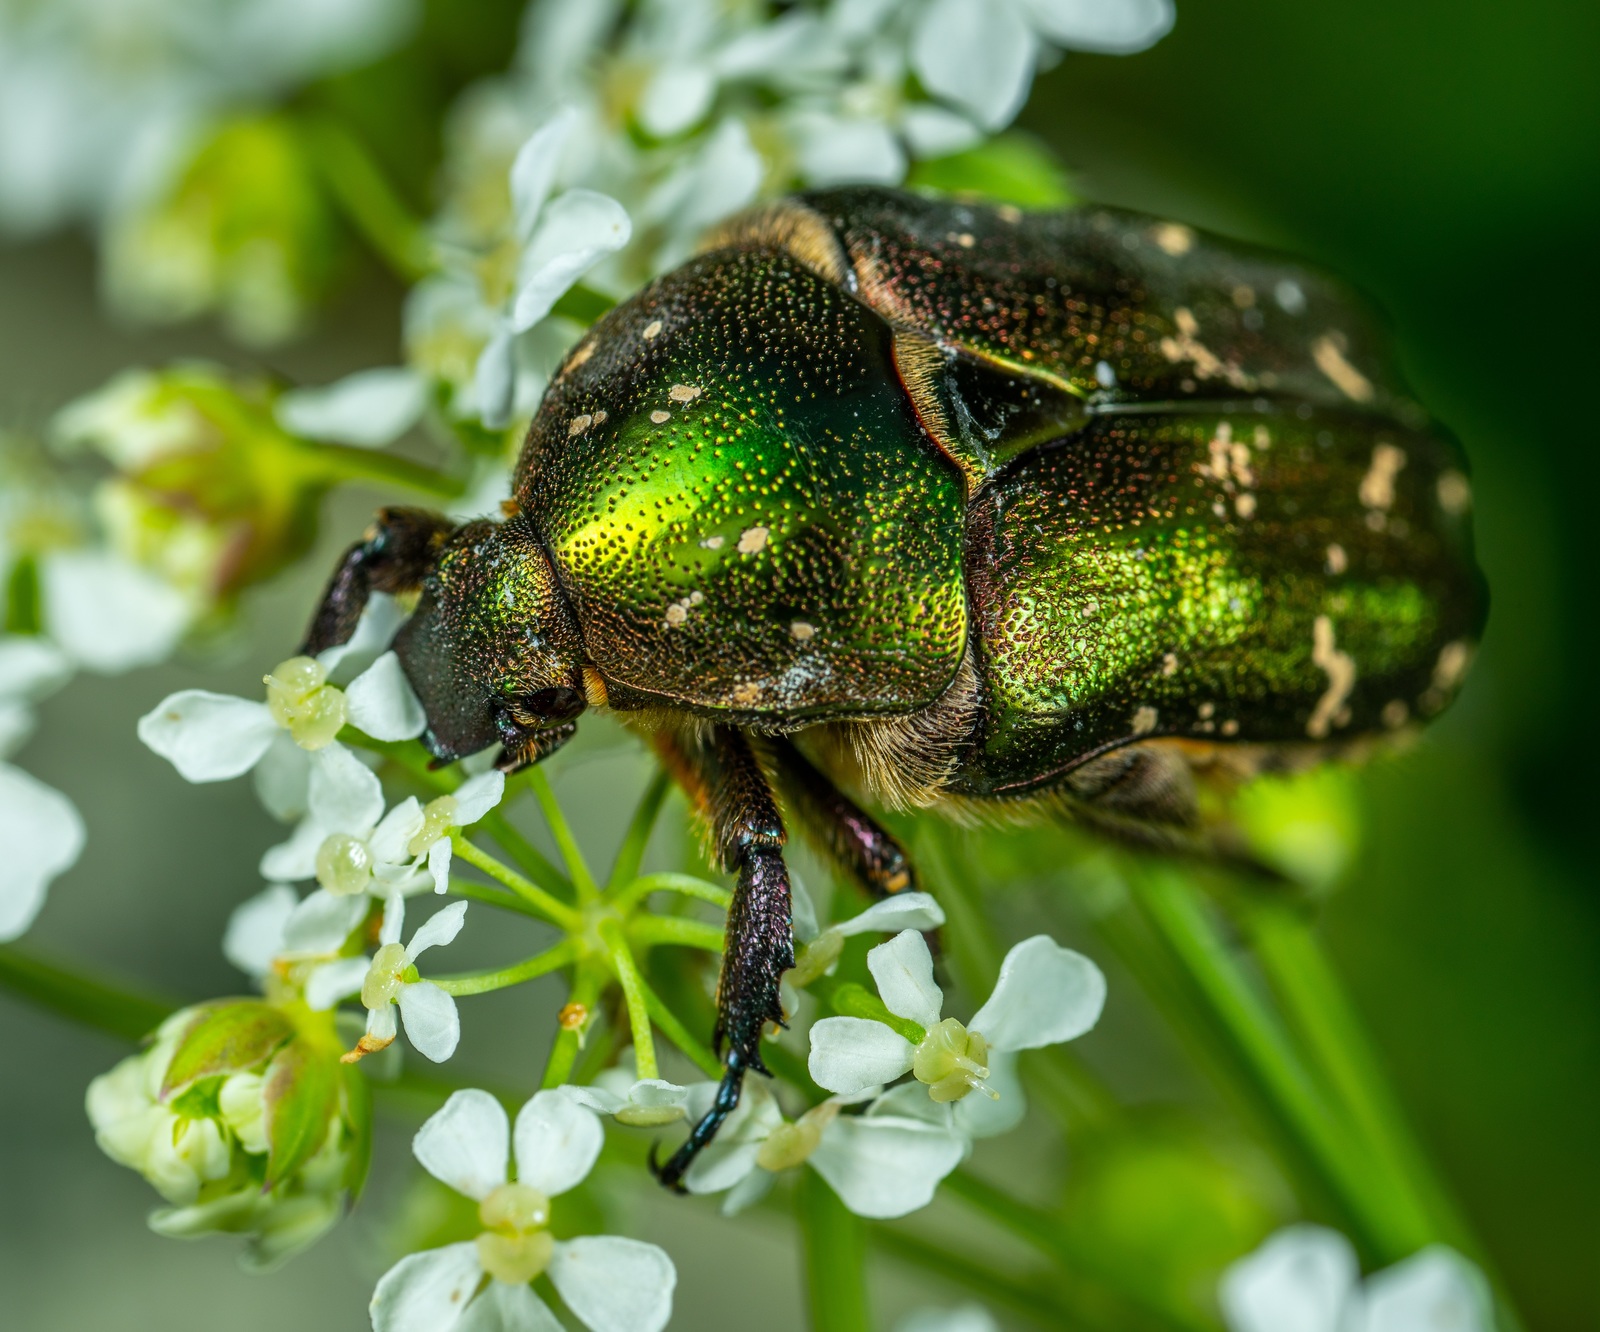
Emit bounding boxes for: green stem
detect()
[298,115,433,281]
[430,939,581,997]
[451,833,581,931]
[541,963,605,1089]
[309,441,465,501]
[598,919,657,1080]
[446,880,557,921]
[629,916,725,952]
[798,1169,873,1332]
[607,769,671,890]
[527,767,600,904]
[0,947,175,1041]
[634,973,721,1078]
[609,872,730,916]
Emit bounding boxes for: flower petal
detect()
[305,955,371,1011]
[513,1089,603,1197]
[1362,1246,1494,1332]
[510,108,578,242]
[222,884,297,978]
[252,731,311,820]
[345,651,427,741]
[398,982,461,1061]
[275,367,427,448]
[910,0,1037,130]
[43,549,191,673]
[808,1016,915,1096]
[1016,0,1175,53]
[258,815,327,882]
[968,935,1106,1052]
[452,770,506,826]
[788,110,906,187]
[900,105,982,158]
[681,1080,785,1194]
[429,837,453,894]
[638,62,716,138]
[318,591,410,678]
[408,899,468,957]
[284,890,369,958]
[867,930,943,1028]
[835,892,945,938]
[308,743,386,834]
[0,635,71,702]
[137,691,277,782]
[510,189,631,332]
[807,1115,966,1219]
[474,327,518,430]
[1219,1225,1358,1332]
[789,874,820,944]
[721,1166,776,1216]
[412,1088,510,1201]
[0,761,84,941]
[371,796,426,864]
[458,1282,566,1332]
[549,1235,676,1332]
[370,1242,484,1332]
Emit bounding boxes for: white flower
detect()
[409,769,507,893]
[1220,1225,1496,1332]
[682,1079,966,1220]
[565,1064,692,1130]
[274,367,428,448]
[41,547,193,673]
[808,931,1105,1132]
[789,886,947,986]
[0,760,86,941]
[222,883,301,979]
[371,1088,676,1332]
[319,896,468,1063]
[911,0,1174,130]
[0,634,73,756]
[897,1305,1001,1332]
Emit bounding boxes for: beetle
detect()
[302,187,1486,1187]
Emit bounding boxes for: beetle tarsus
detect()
[651,1053,753,1192]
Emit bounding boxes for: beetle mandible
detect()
[302,188,1487,1186]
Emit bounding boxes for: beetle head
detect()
[392,517,586,768]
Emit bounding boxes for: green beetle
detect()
[303,187,1486,1184]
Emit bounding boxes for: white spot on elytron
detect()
[1312,333,1376,403]
[1326,543,1349,575]
[1131,705,1159,735]
[689,590,704,606]
[650,409,671,424]
[1359,442,1407,510]
[567,341,596,369]
[664,603,687,627]
[1236,492,1257,518]
[1381,699,1410,729]
[668,383,702,403]
[731,682,762,707]
[951,232,975,249]
[591,409,607,425]
[702,535,725,550]
[997,205,1022,224]
[1306,614,1357,739]
[1152,222,1194,256]
[1432,640,1473,692]
[642,320,663,340]
[1161,652,1179,677]
[1095,360,1117,388]
[1253,424,1272,450]
[1221,719,1240,736]
[1436,469,1472,515]
[567,414,592,437]
[737,525,769,554]
[1274,279,1307,314]
[1198,702,1216,720]
[1161,309,1255,390]
[790,620,815,641]
[1213,500,1228,518]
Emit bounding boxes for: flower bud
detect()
[86,999,371,1268]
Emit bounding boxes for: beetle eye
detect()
[520,686,585,723]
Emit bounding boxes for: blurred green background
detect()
[3,1,1597,1328]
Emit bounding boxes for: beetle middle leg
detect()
[651,725,794,1191]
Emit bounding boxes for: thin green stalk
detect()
[298,115,433,281]
[446,880,557,921]
[609,871,730,916]
[628,916,725,952]
[527,767,600,903]
[598,919,657,1079]
[0,947,175,1041]
[478,812,572,900]
[451,833,580,931]
[430,939,582,997]
[634,973,721,1078]
[873,1226,1078,1331]
[607,768,671,890]
[310,441,465,500]
[541,963,604,1089]
[798,1169,873,1332]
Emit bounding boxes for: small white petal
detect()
[308,744,386,834]
[367,1002,399,1043]
[911,0,1037,131]
[789,875,820,944]
[381,892,406,945]
[900,105,982,158]
[836,893,946,938]
[1219,1225,1359,1332]
[252,732,311,820]
[275,367,427,448]
[222,884,297,978]
[549,1236,676,1332]
[413,1088,510,1201]
[43,549,191,673]
[1016,0,1175,53]
[318,591,409,678]
[789,111,906,186]
[407,899,469,958]
[638,63,716,137]
[808,1016,916,1096]
[556,1083,628,1116]
[0,701,34,759]
[398,982,461,1061]
[305,956,371,1010]
[458,1282,565,1332]
[370,1242,484,1332]
[969,935,1106,1052]
[345,651,426,741]
[808,1115,966,1219]
[513,1089,603,1197]
[137,692,277,782]
[867,930,943,1028]
[429,837,453,894]
[896,1304,1002,1332]
[866,1082,952,1129]
[720,1166,776,1215]
[951,1049,1026,1139]
[1362,1247,1494,1332]
[474,327,518,430]
[0,635,71,702]
[283,890,369,958]
[258,815,327,882]
[371,797,426,864]
[681,1081,785,1194]
[0,762,85,941]
[510,189,631,332]
[452,770,506,825]
[510,108,578,242]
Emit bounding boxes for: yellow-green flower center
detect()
[754,1102,839,1172]
[264,656,346,750]
[316,832,372,896]
[476,1181,554,1284]
[361,942,409,1009]
[407,794,458,857]
[912,1018,997,1104]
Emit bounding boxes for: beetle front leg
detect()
[301,507,455,655]
[651,725,793,1192]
